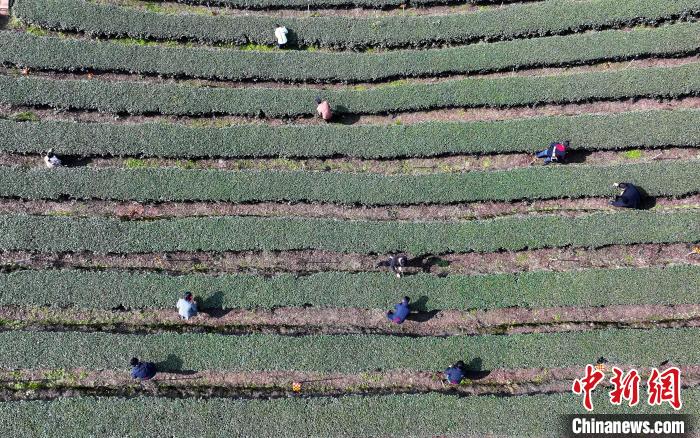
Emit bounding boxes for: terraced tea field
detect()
[0,0,699,436]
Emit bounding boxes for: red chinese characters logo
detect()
[573,365,682,411]
[648,367,682,410]
[609,367,640,407]
[572,364,605,411]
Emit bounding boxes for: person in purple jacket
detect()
[130,357,157,380]
[444,361,468,385]
[386,296,411,324]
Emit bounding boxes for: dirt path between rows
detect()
[3,97,699,127]
[3,303,700,337]
[0,196,697,223]
[1,364,697,401]
[2,244,698,275]
[3,148,697,174]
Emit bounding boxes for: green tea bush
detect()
[0,161,697,204]
[0,392,693,438]
[0,210,696,254]
[2,110,697,158]
[1,63,698,116]
[12,0,700,48]
[2,22,698,82]
[1,328,699,371]
[2,265,697,310]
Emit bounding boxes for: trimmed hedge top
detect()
[2,22,699,83]
[1,63,698,116]
[0,392,692,437]
[0,210,697,254]
[0,160,697,204]
[13,0,700,49]
[2,328,700,371]
[1,110,698,158]
[2,265,698,310]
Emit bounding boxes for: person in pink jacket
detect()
[315,96,332,122]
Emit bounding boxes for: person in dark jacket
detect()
[130,357,157,380]
[535,141,568,164]
[377,254,408,278]
[444,360,468,385]
[610,182,642,209]
[386,296,410,324]
[43,148,62,168]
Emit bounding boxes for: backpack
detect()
[552,141,569,162]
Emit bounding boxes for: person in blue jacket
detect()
[130,357,157,380]
[444,361,467,385]
[386,296,411,324]
[610,182,642,209]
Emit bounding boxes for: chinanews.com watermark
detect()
[561,365,693,437]
[564,415,692,437]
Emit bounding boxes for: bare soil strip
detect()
[2,148,698,175]
[2,244,698,275]
[0,196,697,223]
[1,365,698,401]
[3,97,699,127]
[4,303,700,337]
[6,54,699,90]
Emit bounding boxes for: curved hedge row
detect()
[12,0,700,49]
[3,22,699,82]
[2,110,699,159]
[0,210,696,254]
[0,393,691,438]
[1,63,698,117]
[1,328,699,371]
[2,265,697,310]
[0,161,697,205]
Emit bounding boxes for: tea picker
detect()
[386,296,411,324]
[43,149,62,168]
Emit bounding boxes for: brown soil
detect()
[1,364,698,401]
[0,196,698,223]
[2,244,698,275]
[4,303,700,337]
[3,97,699,127]
[4,147,698,174]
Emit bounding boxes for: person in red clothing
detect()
[535,141,569,164]
[315,96,332,122]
